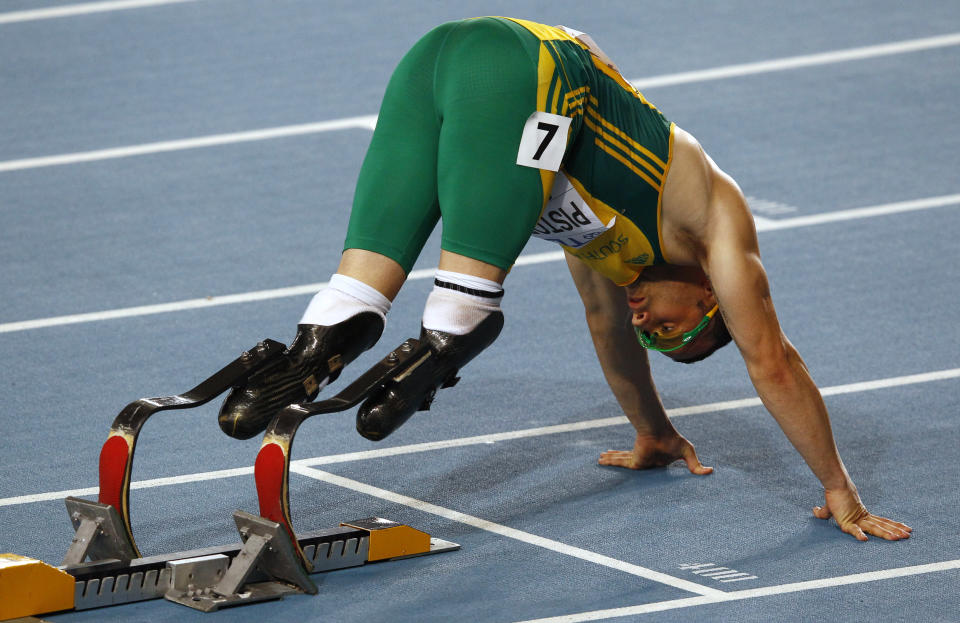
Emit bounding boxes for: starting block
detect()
[1,513,455,619]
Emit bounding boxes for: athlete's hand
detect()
[812,486,912,541]
[599,431,713,475]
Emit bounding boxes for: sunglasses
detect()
[635,304,719,352]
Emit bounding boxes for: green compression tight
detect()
[344,17,548,272]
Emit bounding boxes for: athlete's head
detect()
[625,265,732,362]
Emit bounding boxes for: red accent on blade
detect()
[98,435,130,509]
[255,443,288,525]
[256,442,304,560]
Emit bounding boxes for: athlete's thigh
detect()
[434,19,548,271]
[343,24,453,274]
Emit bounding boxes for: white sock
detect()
[421,270,503,335]
[300,274,391,326]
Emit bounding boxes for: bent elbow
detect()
[583,306,623,335]
[744,338,805,388]
[749,360,793,389]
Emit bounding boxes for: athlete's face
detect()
[625,266,716,352]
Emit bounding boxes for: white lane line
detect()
[0,0,196,24]
[2,367,957,508]
[0,282,325,334]
[514,559,960,622]
[2,196,958,335]
[0,252,560,334]
[291,464,725,597]
[0,116,378,173]
[1,33,958,171]
[754,194,960,231]
[819,368,960,397]
[0,261,440,334]
[0,249,566,334]
[630,32,960,89]
[0,466,255,507]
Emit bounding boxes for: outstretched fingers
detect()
[813,504,869,540]
[598,441,713,475]
[858,515,913,541]
[813,504,912,541]
[598,450,639,469]
[841,521,870,542]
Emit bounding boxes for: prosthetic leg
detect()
[255,312,503,565]
[356,311,504,440]
[47,339,458,616]
[218,312,384,439]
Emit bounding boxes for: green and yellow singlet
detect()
[501,17,675,285]
[344,17,674,283]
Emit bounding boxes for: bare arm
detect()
[565,251,711,474]
[664,130,910,539]
[701,170,852,488]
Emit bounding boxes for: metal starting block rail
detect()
[2,507,456,619]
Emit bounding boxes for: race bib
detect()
[531,173,615,248]
[516,111,571,172]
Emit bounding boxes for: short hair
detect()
[668,312,733,364]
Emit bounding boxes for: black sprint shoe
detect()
[356,311,503,441]
[219,312,384,439]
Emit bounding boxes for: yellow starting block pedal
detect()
[0,554,75,621]
[341,518,433,561]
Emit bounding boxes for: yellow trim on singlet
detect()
[587,96,666,170]
[562,86,588,116]
[550,74,563,115]
[560,175,659,285]
[501,16,653,112]
[501,17,577,42]
[500,16,670,275]
[591,136,661,192]
[592,61,643,100]
[583,116,663,189]
[531,36,563,210]
[535,43,556,111]
[545,39,578,107]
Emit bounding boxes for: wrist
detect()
[629,416,675,439]
[821,473,856,492]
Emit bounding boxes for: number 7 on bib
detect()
[516,111,572,172]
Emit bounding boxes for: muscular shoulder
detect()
[660,127,757,271]
[659,127,713,265]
